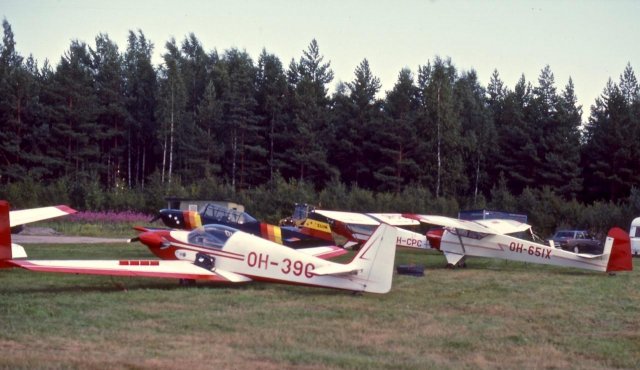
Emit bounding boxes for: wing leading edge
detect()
[8,259,252,283]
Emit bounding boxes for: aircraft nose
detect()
[426,228,444,250]
[138,231,164,249]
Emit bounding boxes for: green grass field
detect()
[0,242,638,369]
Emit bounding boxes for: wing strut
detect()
[455,228,467,254]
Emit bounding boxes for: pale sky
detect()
[2,0,639,120]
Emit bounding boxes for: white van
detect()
[631,217,640,257]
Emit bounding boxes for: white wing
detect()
[10,205,77,227]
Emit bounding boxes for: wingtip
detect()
[55,205,78,215]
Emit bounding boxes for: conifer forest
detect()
[0,20,639,235]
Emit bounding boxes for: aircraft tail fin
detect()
[0,201,12,260]
[605,227,633,272]
[345,223,397,293]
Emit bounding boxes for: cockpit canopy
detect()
[202,204,257,225]
[187,225,239,249]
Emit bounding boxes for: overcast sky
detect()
[3,0,639,120]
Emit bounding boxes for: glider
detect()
[0,201,398,293]
[403,214,633,273]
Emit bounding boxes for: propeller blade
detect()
[149,214,161,223]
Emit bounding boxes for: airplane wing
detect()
[8,259,252,283]
[403,214,531,235]
[10,205,77,227]
[314,210,419,226]
[367,213,420,226]
[403,214,494,234]
[475,219,532,234]
[295,246,348,259]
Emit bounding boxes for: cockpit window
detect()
[202,204,257,225]
[188,225,238,249]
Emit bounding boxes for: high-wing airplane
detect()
[0,201,398,293]
[154,203,335,248]
[403,214,633,273]
[301,210,431,250]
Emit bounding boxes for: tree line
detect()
[1,19,639,228]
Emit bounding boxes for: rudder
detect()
[347,223,397,293]
[0,201,12,260]
[606,227,632,272]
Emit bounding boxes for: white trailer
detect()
[631,217,640,257]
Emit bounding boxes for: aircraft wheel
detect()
[446,263,455,269]
[573,246,580,254]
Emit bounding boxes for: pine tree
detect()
[0,19,26,182]
[416,57,465,197]
[123,30,157,188]
[494,74,539,194]
[377,68,421,192]
[47,40,100,181]
[90,33,128,188]
[454,69,496,203]
[256,49,288,182]
[218,48,262,189]
[285,40,336,184]
[330,59,383,187]
[583,65,640,201]
[157,38,187,186]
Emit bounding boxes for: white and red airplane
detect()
[0,201,398,294]
[304,210,430,250]
[403,214,633,273]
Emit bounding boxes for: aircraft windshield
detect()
[187,225,238,249]
[203,204,257,225]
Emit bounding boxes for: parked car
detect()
[549,230,603,254]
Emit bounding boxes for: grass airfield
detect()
[0,242,638,369]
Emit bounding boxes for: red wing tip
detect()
[55,205,78,214]
[133,225,149,232]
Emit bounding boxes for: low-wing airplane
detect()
[403,214,633,273]
[154,203,335,248]
[0,201,398,293]
[301,210,430,250]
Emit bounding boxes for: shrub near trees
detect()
[1,19,639,235]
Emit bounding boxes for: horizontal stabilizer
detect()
[312,264,359,276]
[10,205,77,227]
[296,246,347,260]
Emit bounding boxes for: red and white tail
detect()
[0,201,12,259]
[605,227,633,272]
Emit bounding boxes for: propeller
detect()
[149,214,161,223]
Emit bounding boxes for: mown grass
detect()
[0,244,638,369]
[32,220,155,237]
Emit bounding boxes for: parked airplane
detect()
[0,201,398,293]
[301,210,430,250]
[403,214,633,273]
[154,203,334,248]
